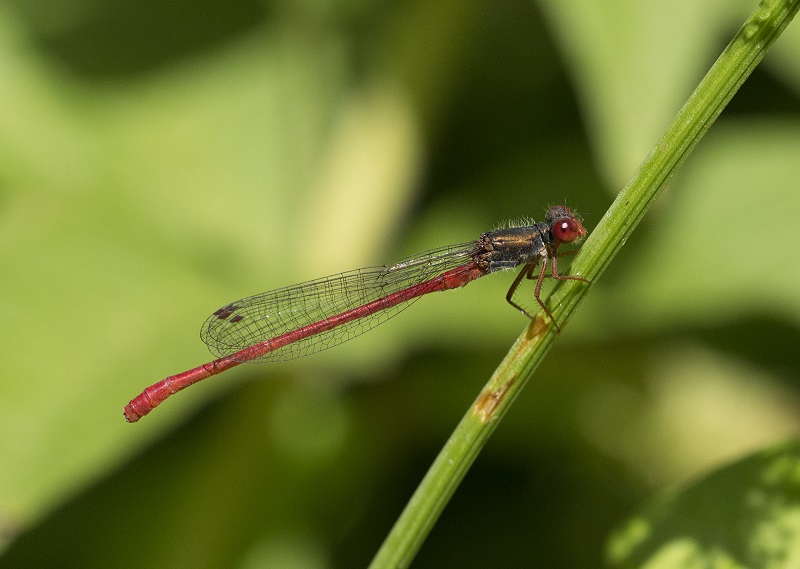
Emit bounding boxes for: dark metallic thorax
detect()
[472,222,552,273]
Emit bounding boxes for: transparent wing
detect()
[200,242,478,362]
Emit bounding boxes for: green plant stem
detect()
[368,1,800,567]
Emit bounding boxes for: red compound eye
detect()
[551,217,585,243]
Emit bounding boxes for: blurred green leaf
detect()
[0,4,361,537]
[537,0,758,186]
[608,439,800,569]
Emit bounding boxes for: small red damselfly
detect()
[123,205,588,422]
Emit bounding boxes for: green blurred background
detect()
[1,0,800,567]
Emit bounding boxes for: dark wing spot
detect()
[213,304,240,320]
[229,315,244,323]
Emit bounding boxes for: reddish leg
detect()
[506,251,589,332]
[506,255,561,330]
[506,261,539,320]
[549,251,589,284]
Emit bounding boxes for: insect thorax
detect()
[473,224,549,273]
